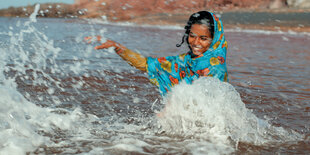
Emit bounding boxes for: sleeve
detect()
[117,48,147,72]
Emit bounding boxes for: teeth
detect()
[193,46,202,49]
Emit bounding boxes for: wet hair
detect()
[176,11,214,47]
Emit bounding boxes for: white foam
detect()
[0,84,99,154]
[156,77,302,152]
[108,138,151,153]
[0,86,47,155]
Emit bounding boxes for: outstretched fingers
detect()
[84,36,92,43]
[94,40,116,50]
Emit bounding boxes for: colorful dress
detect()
[147,12,228,96]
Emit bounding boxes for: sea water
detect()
[0,5,309,154]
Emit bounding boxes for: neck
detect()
[189,51,199,58]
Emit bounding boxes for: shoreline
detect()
[120,11,310,33]
[2,15,310,33]
[1,4,310,33]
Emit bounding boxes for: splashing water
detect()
[0,4,99,154]
[159,78,305,155]
[157,77,301,147]
[0,85,97,154]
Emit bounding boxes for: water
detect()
[0,7,310,154]
[221,11,310,27]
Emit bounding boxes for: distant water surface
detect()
[221,11,310,26]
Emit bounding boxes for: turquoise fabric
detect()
[147,12,228,96]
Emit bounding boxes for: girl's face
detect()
[188,24,212,56]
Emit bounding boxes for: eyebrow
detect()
[189,32,208,38]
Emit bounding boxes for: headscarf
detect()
[147,11,228,96]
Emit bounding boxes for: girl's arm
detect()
[94,39,147,72]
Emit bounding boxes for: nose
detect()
[193,37,200,45]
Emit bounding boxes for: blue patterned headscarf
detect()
[147,11,228,96]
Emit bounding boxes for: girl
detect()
[88,11,228,96]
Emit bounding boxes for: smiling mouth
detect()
[192,46,203,51]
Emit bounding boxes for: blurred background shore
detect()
[1,0,310,32]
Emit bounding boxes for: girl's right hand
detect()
[94,40,127,54]
[94,40,119,50]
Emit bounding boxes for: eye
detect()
[200,37,208,41]
[189,32,197,38]
[189,33,195,38]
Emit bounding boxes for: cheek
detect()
[187,38,194,44]
[202,41,211,49]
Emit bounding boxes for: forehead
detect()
[190,24,211,36]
